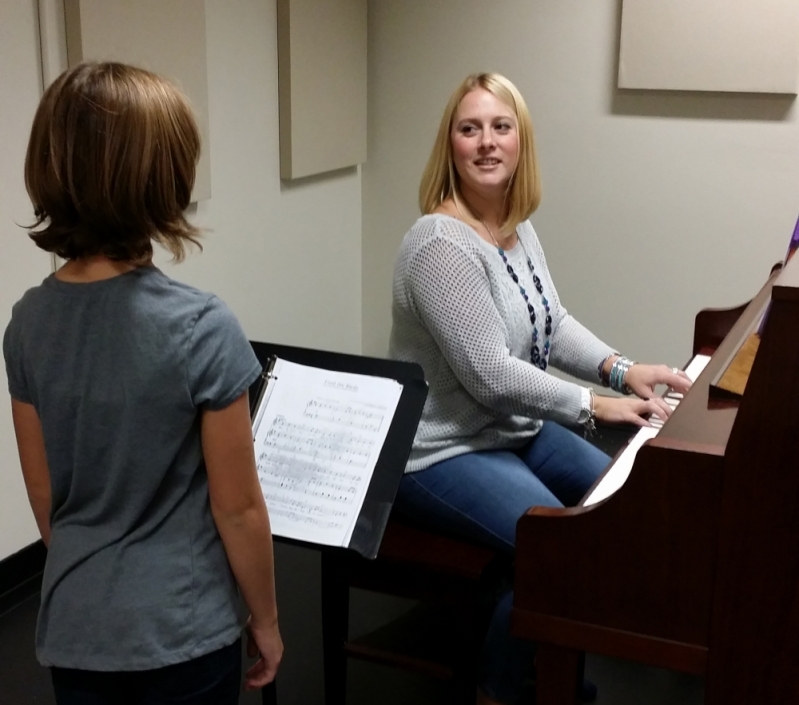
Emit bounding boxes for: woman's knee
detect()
[394,453,559,551]
[520,423,610,504]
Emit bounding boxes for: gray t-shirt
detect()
[3,266,262,671]
[389,215,616,472]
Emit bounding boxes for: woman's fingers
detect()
[648,396,672,421]
[625,363,693,397]
[665,368,692,393]
[594,395,673,426]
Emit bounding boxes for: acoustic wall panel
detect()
[619,0,799,94]
[63,0,212,200]
[277,0,367,180]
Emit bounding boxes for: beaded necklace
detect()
[482,222,552,371]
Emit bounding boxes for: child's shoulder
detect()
[144,268,214,305]
[126,267,217,315]
[143,270,241,333]
[9,275,55,320]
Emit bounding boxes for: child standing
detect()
[3,61,282,704]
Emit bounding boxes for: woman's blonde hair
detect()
[25,61,202,262]
[419,73,541,231]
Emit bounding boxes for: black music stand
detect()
[248,341,428,705]
[248,341,428,560]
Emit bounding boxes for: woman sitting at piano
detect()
[388,72,692,705]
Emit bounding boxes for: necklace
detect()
[481,221,551,371]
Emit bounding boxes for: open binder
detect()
[248,341,428,559]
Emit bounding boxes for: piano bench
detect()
[320,517,511,705]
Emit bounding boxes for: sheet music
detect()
[583,354,712,507]
[253,358,403,547]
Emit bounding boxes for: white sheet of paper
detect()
[583,354,712,507]
[253,359,403,547]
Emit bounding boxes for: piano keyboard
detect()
[583,354,712,507]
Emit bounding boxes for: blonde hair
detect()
[418,73,541,231]
[25,61,202,262]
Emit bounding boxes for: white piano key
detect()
[584,426,660,506]
[684,354,711,382]
[582,353,713,508]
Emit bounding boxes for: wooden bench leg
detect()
[321,551,350,705]
[536,643,580,705]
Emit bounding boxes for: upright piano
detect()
[511,255,799,705]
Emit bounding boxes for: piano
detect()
[511,255,799,705]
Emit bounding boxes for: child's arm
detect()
[11,399,52,547]
[201,391,283,689]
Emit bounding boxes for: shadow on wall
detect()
[608,0,795,122]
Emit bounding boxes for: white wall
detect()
[181,14,361,694]
[362,0,799,368]
[0,0,363,562]
[0,0,53,561]
[162,1,362,353]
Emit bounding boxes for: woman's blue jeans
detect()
[395,422,610,704]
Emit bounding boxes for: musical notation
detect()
[267,507,348,531]
[270,495,349,518]
[257,449,361,482]
[251,358,403,547]
[266,496,351,532]
[259,475,359,505]
[261,415,373,468]
[304,399,384,432]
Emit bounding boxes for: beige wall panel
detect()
[278,0,367,179]
[38,0,68,86]
[63,0,212,200]
[619,0,799,93]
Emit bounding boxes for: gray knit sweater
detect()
[389,214,616,473]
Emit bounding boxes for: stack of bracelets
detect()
[598,354,636,395]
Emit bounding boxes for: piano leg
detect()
[537,643,580,705]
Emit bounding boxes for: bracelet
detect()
[608,356,636,395]
[582,387,597,438]
[597,353,619,386]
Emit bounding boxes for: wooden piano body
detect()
[511,255,799,705]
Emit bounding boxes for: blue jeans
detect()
[50,639,242,705]
[395,422,610,704]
